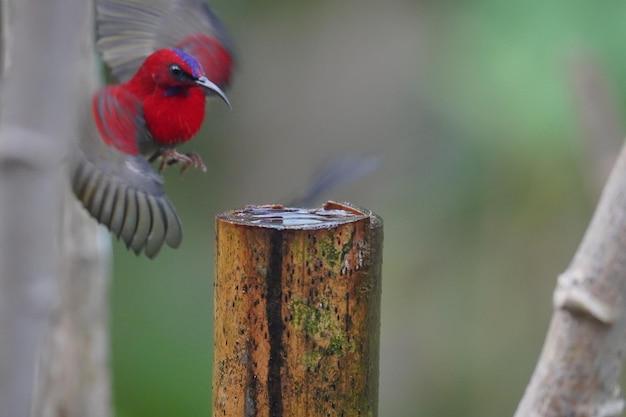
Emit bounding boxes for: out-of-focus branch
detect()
[33,191,111,417]
[27,3,111,415]
[514,141,626,417]
[0,1,94,416]
[569,56,624,191]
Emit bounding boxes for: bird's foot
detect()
[179,151,207,174]
[158,149,207,174]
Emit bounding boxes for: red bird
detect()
[71,0,234,258]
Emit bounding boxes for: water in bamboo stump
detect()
[213,202,383,417]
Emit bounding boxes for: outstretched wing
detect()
[70,90,183,259]
[97,0,234,87]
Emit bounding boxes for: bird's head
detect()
[135,48,230,107]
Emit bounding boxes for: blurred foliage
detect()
[109,0,625,416]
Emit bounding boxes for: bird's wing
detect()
[97,0,234,87]
[92,85,143,155]
[71,90,183,258]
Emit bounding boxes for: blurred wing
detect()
[93,85,142,155]
[71,100,183,258]
[97,0,235,86]
[287,155,382,207]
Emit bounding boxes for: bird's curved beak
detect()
[195,76,231,108]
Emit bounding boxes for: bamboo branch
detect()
[32,190,111,417]
[514,141,626,417]
[569,56,623,191]
[0,0,94,416]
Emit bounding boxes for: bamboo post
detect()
[213,202,383,417]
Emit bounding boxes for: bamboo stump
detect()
[213,202,383,417]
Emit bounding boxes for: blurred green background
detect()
[110,0,626,416]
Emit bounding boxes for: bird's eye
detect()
[169,64,183,77]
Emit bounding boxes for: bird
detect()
[71,0,235,258]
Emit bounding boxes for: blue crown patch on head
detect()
[171,48,203,78]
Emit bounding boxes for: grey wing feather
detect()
[97,0,233,82]
[71,116,183,258]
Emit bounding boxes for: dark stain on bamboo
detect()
[266,230,285,417]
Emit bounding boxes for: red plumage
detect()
[177,34,234,87]
[95,48,221,154]
[71,0,235,258]
[92,85,142,154]
[142,85,207,147]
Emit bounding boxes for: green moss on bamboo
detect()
[290,297,353,358]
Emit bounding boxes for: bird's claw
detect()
[158,149,207,174]
[180,151,207,174]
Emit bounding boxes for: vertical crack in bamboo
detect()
[213,203,383,417]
